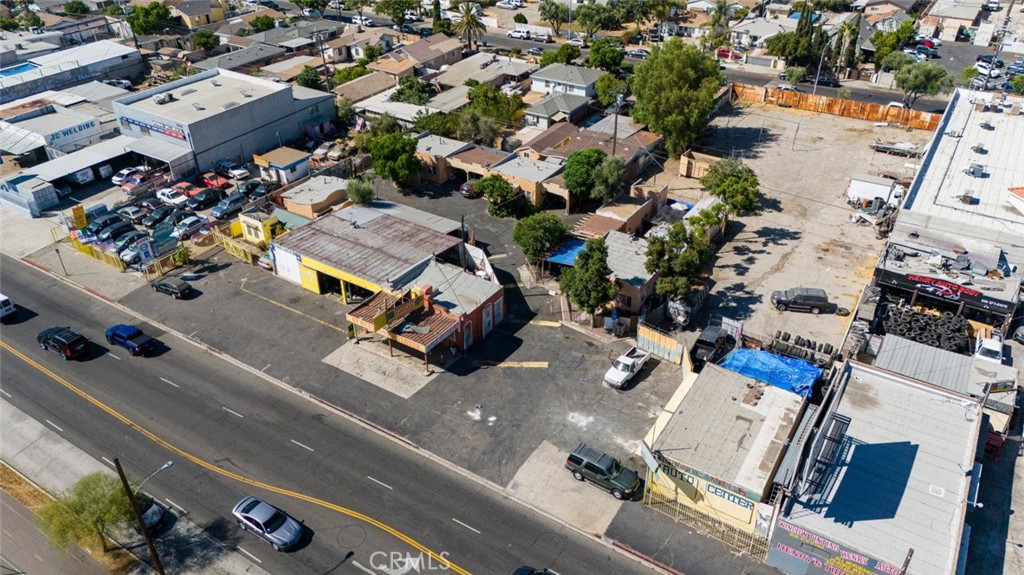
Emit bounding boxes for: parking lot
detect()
[656,103,935,349]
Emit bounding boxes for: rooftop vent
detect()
[965,163,985,178]
[980,120,994,130]
[180,88,197,96]
[152,93,172,104]
[211,79,221,87]
[240,89,252,98]
[970,143,985,154]
[192,103,205,111]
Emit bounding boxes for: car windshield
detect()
[264,510,287,532]
[612,360,630,372]
[608,461,622,478]
[978,347,1001,360]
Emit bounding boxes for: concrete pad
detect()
[0,204,65,258]
[505,440,625,534]
[25,242,148,302]
[322,339,440,399]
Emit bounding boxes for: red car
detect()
[201,171,232,190]
[171,181,202,197]
[716,46,741,60]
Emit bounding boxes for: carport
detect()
[23,134,135,185]
[124,136,197,181]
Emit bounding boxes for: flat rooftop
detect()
[786,362,979,575]
[902,89,1024,238]
[653,364,803,497]
[604,231,652,287]
[116,69,288,125]
[280,175,349,205]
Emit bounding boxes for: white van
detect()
[0,293,15,323]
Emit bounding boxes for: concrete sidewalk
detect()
[1,399,271,575]
[0,489,109,575]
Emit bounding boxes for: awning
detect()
[546,238,586,266]
[0,128,45,155]
[24,135,135,183]
[125,136,192,163]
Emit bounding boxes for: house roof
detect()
[333,71,396,101]
[273,206,462,289]
[328,28,398,49]
[520,121,663,163]
[261,55,319,78]
[172,0,212,16]
[257,146,310,167]
[369,52,418,75]
[401,33,463,65]
[435,52,537,88]
[450,146,512,169]
[603,231,653,287]
[585,113,644,137]
[492,154,563,184]
[400,260,501,316]
[247,20,342,47]
[193,43,286,71]
[783,362,980,575]
[730,16,799,37]
[927,0,982,20]
[525,92,591,119]
[280,175,349,206]
[426,84,471,114]
[416,132,473,158]
[530,63,600,88]
[365,200,461,235]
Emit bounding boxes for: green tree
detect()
[250,14,275,32]
[703,0,731,50]
[1011,75,1024,95]
[837,86,852,100]
[375,0,419,32]
[560,237,617,314]
[701,158,760,214]
[0,18,18,31]
[434,18,454,36]
[334,63,370,84]
[894,61,952,108]
[592,156,624,204]
[415,112,460,138]
[453,2,486,49]
[354,113,401,151]
[618,0,651,28]
[588,37,625,71]
[467,81,525,123]
[433,0,442,20]
[63,0,90,14]
[191,29,220,52]
[539,0,569,36]
[127,2,171,35]
[390,76,432,104]
[513,12,527,24]
[880,50,913,72]
[841,17,860,70]
[563,148,607,201]
[37,472,133,552]
[513,212,569,264]
[369,133,420,186]
[783,65,806,82]
[347,178,375,204]
[959,66,979,85]
[295,65,325,90]
[644,221,706,299]
[631,39,723,156]
[575,3,611,38]
[337,97,356,126]
[457,109,500,146]
[477,175,519,217]
[541,43,581,66]
[596,72,628,107]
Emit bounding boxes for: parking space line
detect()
[222,407,244,418]
[261,364,271,372]
[237,547,261,563]
[472,360,548,368]
[107,353,121,360]
[528,320,561,327]
[160,377,180,388]
[188,330,198,338]
[238,277,346,333]
[165,498,188,514]
[451,518,480,534]
[45,420,63,432]
[101,457,115,467]
[290,439,314,452]
[0,388,10,398]
[367,476,393,490]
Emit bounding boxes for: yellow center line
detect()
[238,276,346,334]
[0,341,470,575]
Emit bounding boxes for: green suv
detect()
[564,443,641,500]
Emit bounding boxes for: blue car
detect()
[105,324,156,356]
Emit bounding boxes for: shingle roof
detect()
[401,33,463,65]
[173,0,211,17]
[530,63,600,88]
[193,43,286,71]
[333,71,396,102]
[525,92,591,119]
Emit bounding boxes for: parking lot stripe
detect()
[367,476,393,490]
[107,353,121,360]
[45,420,63,432]
[164,498,188,514]
[451,518,480,534]
[239,277,346,333]
[159,377,180,388]
[472,360,548,368]
[290,439,315,452]
[237,547,261,563]
[223,407,244,418]
[101,457,114,467]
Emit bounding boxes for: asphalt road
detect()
[0,254,658,575]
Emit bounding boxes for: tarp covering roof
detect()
[719,348,819,397]
[546,238,586,266]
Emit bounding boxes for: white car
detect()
[215,160,250,179]
[111,166,146,186]
[353,15,375,26]
[975,62,1002,78]
[496,1,516,8]
[916,34,941,46]
[975,335,1005,364]
[171,215,208,240]
[403,10,422,21]
[507,29,530,39]
[302,7,321,17]
[568,38,587,48]
[327,0,345,8]
[156,187,189,207]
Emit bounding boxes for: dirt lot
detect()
[652,103,935,348]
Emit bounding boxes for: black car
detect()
[236,180,262,197]
[247,182,278,200]
[167,210,197,226]
[186,187,222,210]
[416,26,432,37]
[83,213,124,236]
[37,326,89,360]
[151,277,193,299]
[526,47,544,56]
[97,220,136,242]
[512,568,551,575]
[977,54,1005,68]
[809,74,841,87]
[142,205,176,228]
[137,198,165,213]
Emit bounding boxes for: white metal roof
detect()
[125,136,192,163]
[20,135,135,182]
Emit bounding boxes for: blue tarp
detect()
[719,348,819,398]
[546,238,587,266]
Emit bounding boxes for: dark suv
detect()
[565,443,640,500]
[771,287,830,314]
[37,326,90,360]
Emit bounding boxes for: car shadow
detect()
[146,340,173,358]
[2,305,39,325]
[286,524,315,553]
[80,342,112,362]
[615,358,661,392]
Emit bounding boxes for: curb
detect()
[14,255,678,575]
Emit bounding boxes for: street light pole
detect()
[134,461,173,495]
[114,457,166,575]
[811,36,832,97]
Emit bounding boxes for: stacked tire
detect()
[882,308,968,353]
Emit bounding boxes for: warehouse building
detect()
[0,40,145,101]
[111,68,336,180]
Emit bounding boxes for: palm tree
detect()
[453,2,486,49]
[704,0,730,50]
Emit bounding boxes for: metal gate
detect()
[637,321,684,365]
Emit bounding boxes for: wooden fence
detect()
[732,83,942,131]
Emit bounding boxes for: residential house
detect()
[686,0,757,17]
[261,55,323,82]
[524,93,591,130]
[729,16,799,49]
[861,0,919,14]
[170,0,227,29]
[490,154,564,205]
[517,122,663,184]
[675,9,712,38]
[324,29,398,62]
[865,8,912,32]
[333,71,397,102]
[371,33,463,78]
[434,52,537,89]
[603,230,657,314]
[254,147,311,185]
[415,132,473,184]
[448,146,513,182]
[529,63,600,98]
[211,9,286,40]
[192,43,287,72]
[247,21,343,53]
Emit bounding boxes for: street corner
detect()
[505,440,627,534]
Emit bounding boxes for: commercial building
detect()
[0,40,145,101]
[111,68,335,180]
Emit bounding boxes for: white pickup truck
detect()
[604,347,651,389]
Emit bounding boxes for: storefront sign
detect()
[121,117,187,140]
[767,517,902,575]
[875,269,1013,313]
[46,120,97,144]
[655,451,761,501]
[71,205,87,230]
[136,238,155,264]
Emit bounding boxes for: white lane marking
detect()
[45,420,63,432]
[351,561,375,574]
[261,364,271,372]
[160,377,180,388]
[451,518,480,534]
[101,457,115,467]
[237,547,262,563]
[107,353,121,360]
[188,330,198,337]
[0,388,11,398]
[367,476,393,490]
[290,439,314,452]
[222,407,244,418]
[165,498,188,514]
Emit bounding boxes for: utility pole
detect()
[611,92,623,157]
[460,214,467,270]
[114,458,165,575]
[315,33,333,91]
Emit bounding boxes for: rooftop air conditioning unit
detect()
[152,93,172,104]
[959,192,974,205]
[211,79,221,87]
[965,163,985,177]
[970,143,985,154]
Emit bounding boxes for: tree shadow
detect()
[751,226,802,247]
[128,516,237,572]
[692,125,780,160]
[705,282,764,322]
[759,193,783,213]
